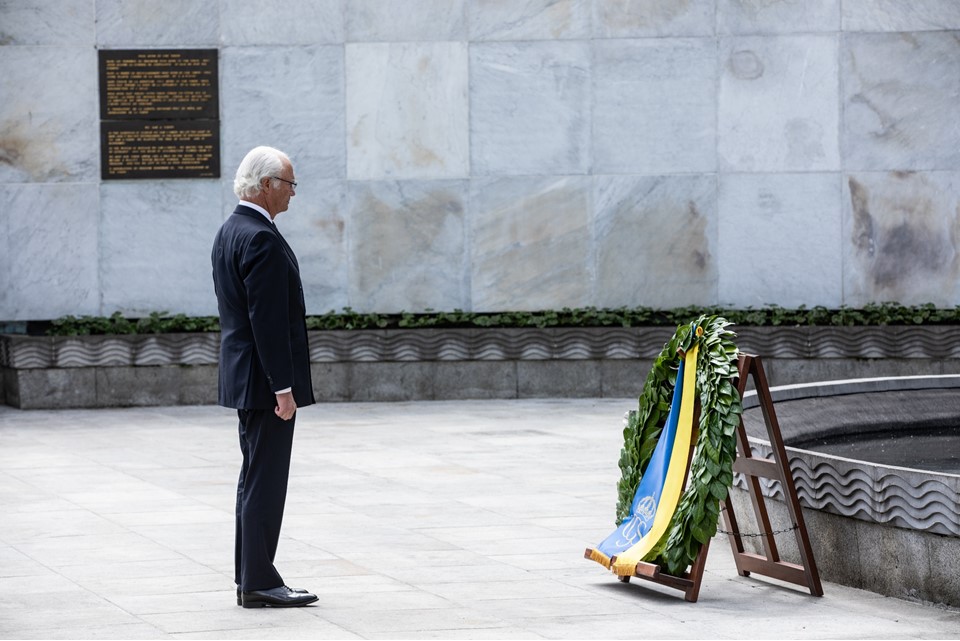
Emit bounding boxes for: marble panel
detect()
[0,183,99,321]
[718,0,839,34]
[719,35,839,171]
[100,180,223,317]
[219,0,343,45]
[470,177,591,311]
[842,33,960,171]
[10,369,97,409]
[842,171,960,307]
[273,179,349,315]
[593,175,717,308]
[469,0,591,40]
[96,367,180,407]
[593,38,716,174]
[0,0,94,45]
[517,361,602,397]
[928,529,960,605]
[856,520,932,600]
[594,0,715,37]
[345,363,436,401]
[842,0,960,31]
[96,0,217,46]
[0,46,98,183]
[347,181,467,312]
[346,42,468,180]
[718,172,842,308]
[220,45,344,180]
[176,364,217,405]
[431,362,518,399]
[600,359,654,397]
[470,42,590,176]
[311,362,351,402]
[347,0,466,41]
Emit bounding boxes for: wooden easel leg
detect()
[723,354,824,597]
[749,357,824,597]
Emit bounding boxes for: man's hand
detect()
[275,391,297,421]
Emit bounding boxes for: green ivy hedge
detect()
[43,303,960,336]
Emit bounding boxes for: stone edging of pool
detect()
[734,375,960,607]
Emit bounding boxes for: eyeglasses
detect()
[271,176,297,189]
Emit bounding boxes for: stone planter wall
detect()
[0,333,220,409]
[3,326,960,409]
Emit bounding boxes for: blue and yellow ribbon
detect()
[587,344,699,576]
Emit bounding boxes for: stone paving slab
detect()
[1,400,958,639]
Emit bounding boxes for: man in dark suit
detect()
[211,146,317,608]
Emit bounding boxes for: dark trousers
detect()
[235,408,295,592]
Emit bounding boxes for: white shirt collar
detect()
[239,200,273,223]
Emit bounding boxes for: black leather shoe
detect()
[236,585,310,606]
[241,586,317,608]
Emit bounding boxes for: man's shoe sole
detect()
[241,595,318,608]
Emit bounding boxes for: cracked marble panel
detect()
[718,0,839,34]
[274,180,349,315]
[101,181,223,317]
[842,33,960,171]
[347,0,466,41]
[0,0,94,45]
[594,0,715,37]
[469,0,591,40]
[0,183,99,320]
[96,0,217,46]
[470,177,591,311]
[471,41,590,176]
[718,173,842,307]
[719,35,839,171]
[346,42,468,180]
[220,45,344,180]
[593,38,716,174]
[594,175,717,308]
[842,0,960,31]
[348,181,467,312]
[843,171,960,307]
[0,46,98,183]
[220,0,343,45]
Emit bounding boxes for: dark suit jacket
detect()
[212,205,315,410]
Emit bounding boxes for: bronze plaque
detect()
[101,120,220,179]
[99,49,218,120]
[99,49,220,179]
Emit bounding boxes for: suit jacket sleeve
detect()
[240,230,295,393]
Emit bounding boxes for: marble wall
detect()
[2,0,959,320]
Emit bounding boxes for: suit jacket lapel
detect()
[270,224,301,273]
[233,205,300,273]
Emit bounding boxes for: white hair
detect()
[233,146,290,199]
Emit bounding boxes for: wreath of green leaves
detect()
[615,315,742,576]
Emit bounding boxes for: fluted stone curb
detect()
[307,327,678,362]
[0,333,221,369]
[4,325,960,368]
[738,376,960,536]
